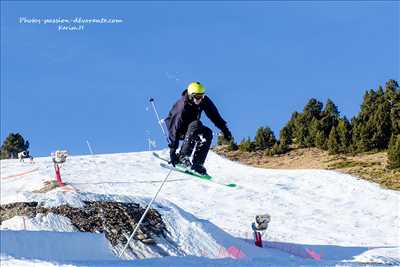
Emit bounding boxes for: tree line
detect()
[218,79,400,169]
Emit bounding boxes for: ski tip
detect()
[226,183,237,188]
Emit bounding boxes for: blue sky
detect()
[1,1,399,157]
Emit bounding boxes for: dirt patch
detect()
[213,146,400,190]
[0,201,166,246]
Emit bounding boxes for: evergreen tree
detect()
[371,96,392,149]
[320,99,339,135]
[279,125,292,151]
[327,126,340,154]
[294,114,312,148]
[309,118,324,148]
[315,131,327,150]
[352,82,397,152]
[391,91,400,136]
[367,86,392,149]
[311,99,340,151]
[353,89,380,151]
[387,134,400,169]
[286,112,300,145]
[303,98,323,120]
[384,80,400,136]
[255,126,276,150]
[286,112,300,131]
[0,133,29,159]
[324,99,340,118]
[337,117,352,153]
[288,99,323,148]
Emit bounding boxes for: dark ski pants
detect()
[180,120,213,165]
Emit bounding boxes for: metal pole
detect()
[119,168,173,258]
[86,140,94,155]
[149,98,170,145]
[119,97,174,258]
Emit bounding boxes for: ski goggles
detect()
[191,93,205,100]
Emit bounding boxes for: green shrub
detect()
[239,138,256,152]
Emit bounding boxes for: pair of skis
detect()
[153,152,236,188]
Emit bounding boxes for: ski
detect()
[153,152,236,188]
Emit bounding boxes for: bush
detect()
[239,138,256,152]
[227,140,239,151]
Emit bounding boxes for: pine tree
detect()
[387,134,400,169]
[327,126,340,155]
[309,118,324,148]
[385,80,400,136]
[303,98,323,120]
[353,89,381,152]
[254,127,276,150]
[371,86,392,149]
[352,83,397,152]
[337,117,351,153]
[324,99,340,118]
[315,130,327,150]
[0,133,29,159]
[279,126,292,151]
[286,112,300,145]
[295,114,312,148]
[286,99,323,148]
[321,99,339,135]
[391,92,400,136]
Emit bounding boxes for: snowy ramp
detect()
[0,230,117,261]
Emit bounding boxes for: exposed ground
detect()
[0,201,166,246]
[212,146,400,191]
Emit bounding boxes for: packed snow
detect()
[1,150,399,266]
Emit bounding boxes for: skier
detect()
[165,82,233,175]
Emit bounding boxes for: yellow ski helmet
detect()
[187,82,205,95]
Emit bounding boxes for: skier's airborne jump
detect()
[165,82,233,175]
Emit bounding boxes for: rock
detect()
[0,201,167,248]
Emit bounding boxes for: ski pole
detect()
[120,98,174,257]
[149,98,170,145]
[120,99,176,257]
[86,140,94,155]
[119,168,173,258]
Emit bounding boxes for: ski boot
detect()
[191,164,208,175]
[179,155,192,169]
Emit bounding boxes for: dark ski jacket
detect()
[165,90,228,149]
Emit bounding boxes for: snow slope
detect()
[1,150,399,266]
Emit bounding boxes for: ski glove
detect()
[221,127,233,142]
[169,148,179,167]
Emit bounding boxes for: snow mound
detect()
[0,230,116,261]
[1,150,399,266]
